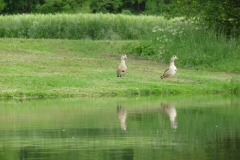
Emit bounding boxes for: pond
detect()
[0,95,239,160]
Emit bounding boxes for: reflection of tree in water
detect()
[161,103,177,129]
[205,133,240,159]
[117,105,127,130]
[19,146,48,159]
[109,148,134,160]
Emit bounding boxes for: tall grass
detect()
[0,13,168,40]
[127,19,240,72]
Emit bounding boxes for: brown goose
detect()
[116,54,127,78]
[161,55,178,80]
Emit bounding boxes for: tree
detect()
[203,0,240,38]
[177,0,240,38]
[0,0,5,12]
[1,0,39,14]
[90,0,123,13]
[122,0,146,14]
[36,0,84,13]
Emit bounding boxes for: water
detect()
[0,95,239,160]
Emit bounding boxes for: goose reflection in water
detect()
[117,105,127,130]
[161,103,178,129]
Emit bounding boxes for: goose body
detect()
[116,55,127,77]
[161,55,178,79]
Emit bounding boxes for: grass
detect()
[0,38,239,99]
[0,13,167,40]
[129,20,240,72]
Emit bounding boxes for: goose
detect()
[116,54,127,78]
[161,55,178,80]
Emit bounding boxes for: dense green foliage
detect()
[0,0,5,12]
[1,0,39,14]
[35,0,84,13]
[203,0,240,38]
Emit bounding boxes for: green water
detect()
[0,95,239,160]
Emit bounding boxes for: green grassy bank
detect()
[0,38,239,99]
[0,14,239,73]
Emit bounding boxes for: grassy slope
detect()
[0,38,239,99]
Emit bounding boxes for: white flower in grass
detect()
[162,38,168,42]
[158,28,164,32]
[152,26,158,32]
[194,27,200,30]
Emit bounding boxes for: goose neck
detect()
[170,61,175,66]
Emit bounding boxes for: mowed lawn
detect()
[0,38,239,99]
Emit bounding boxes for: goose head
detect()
[121,54,127,60]
[171,55,178,62]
